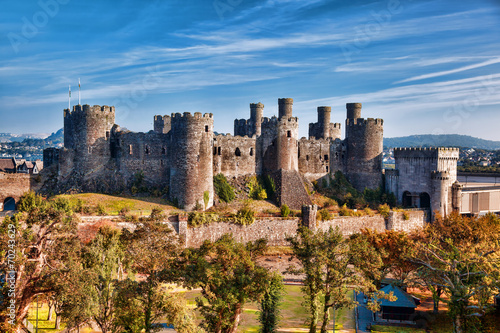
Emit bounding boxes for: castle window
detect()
[162,147,166,155]
[324,155,328,161]
[326,166,329,172]
[213,147,217,155]
[250,148,253,156]
[287,131,291,138]
[306,155,309,161]
[145,145,150,155]
[205,125,209,132]
[88,147,92,154]
[235,148,241,156]
[298,148,300,158]
[106,131,110,139]
[129,145,133,155]
[218,147,221,155]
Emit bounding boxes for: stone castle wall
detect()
[298,137,331,178]
[213,134,256,178]
[0,173,41,210]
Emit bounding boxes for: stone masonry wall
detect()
[185,218,300,248]
[387,210,428,233]
[0,173,40,210]
[213,134,256,178]
[316,215,386,236]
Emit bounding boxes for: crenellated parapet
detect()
[154,115,171,134]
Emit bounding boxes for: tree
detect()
[171,234,269,333]
[360,229,417,286]
[82,226,124,333]
[410,213,500,333]
[287,226,363,333]
[116,221,198,333]
[0,192,77,333]
[259,272,284,333]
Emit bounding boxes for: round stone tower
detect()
[250,102,264,136]
[317,106,331,139]
[64,104,115,167]
[278,98,293,120]
[345,103,383,191]
[277,116,299,171]
[168,112,214,211]
[431,171,450,217]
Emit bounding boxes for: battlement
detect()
[261,116,278,125]
[278,98,293,104]
[171,112,213,119]
[250,102,264,109]
[346,118,384,126]
[299,137,331,144]
[332,123,341,129]
[214,133,255,143]
[394,147,459,159]
[154,115,171,121]
[66,104,115,116]
[431,170,450,180]
[346,103,362,119]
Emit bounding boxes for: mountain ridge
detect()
[384,134,500,150]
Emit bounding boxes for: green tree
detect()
[172,234,269,333]
[259,272,284,333]
[117,221,198,333]
[83,226,124,333]
[214,173,235,203]
[0,192,77,333]
[287,226,363,333]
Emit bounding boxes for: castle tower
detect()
[168,112,214,211]
[431,171,450,217]
[154,115,171,134]
[308,106,342,140]
[346,103,362,138]
[250,102,264,137]
[278,98,293,120]
[63,104,115,166]
[452,181,463,213]
[277,116,299,171]
[344,103,383,191]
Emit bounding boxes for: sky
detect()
[1,0,500,140]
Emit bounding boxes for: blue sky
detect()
[1,0,500,140]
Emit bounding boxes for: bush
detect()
[378,203,390,218]
[17,191,46,212]
[96,203,107,216]
[363,207,374,216]
[214,173,236,203]
[280,204,291,218]
[263,175,276,199]
[234,206,255,225]
[119,207,130,216]
[403,211,410,220]
[338,204,353,217]
[149,207,164,221]
[318,208,333,220]
[323,198,338,208]
[188,212,220,227]
[50,197,73,215]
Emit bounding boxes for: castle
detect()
[43,98,459,217]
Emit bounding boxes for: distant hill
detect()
[384,134,500,150]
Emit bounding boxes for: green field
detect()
[182,284,355,332]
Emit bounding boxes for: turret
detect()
[277,117,299,171]
[154,115,171,134]
[250,102,264,136]
[345,103,384,191]
[168,112,214,211]
[278,98,293,120]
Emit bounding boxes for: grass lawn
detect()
[26,302,66,333]
[370,325,425,333]
[53,193,176,216]
[180,285,355,332]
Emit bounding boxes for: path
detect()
[355,292,374,333]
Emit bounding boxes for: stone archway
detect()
[419,192,430,209]
[402,191,412,208]
[3,197,16,211]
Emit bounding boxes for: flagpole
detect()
[78,78,81,105]
[68,85,71,110]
